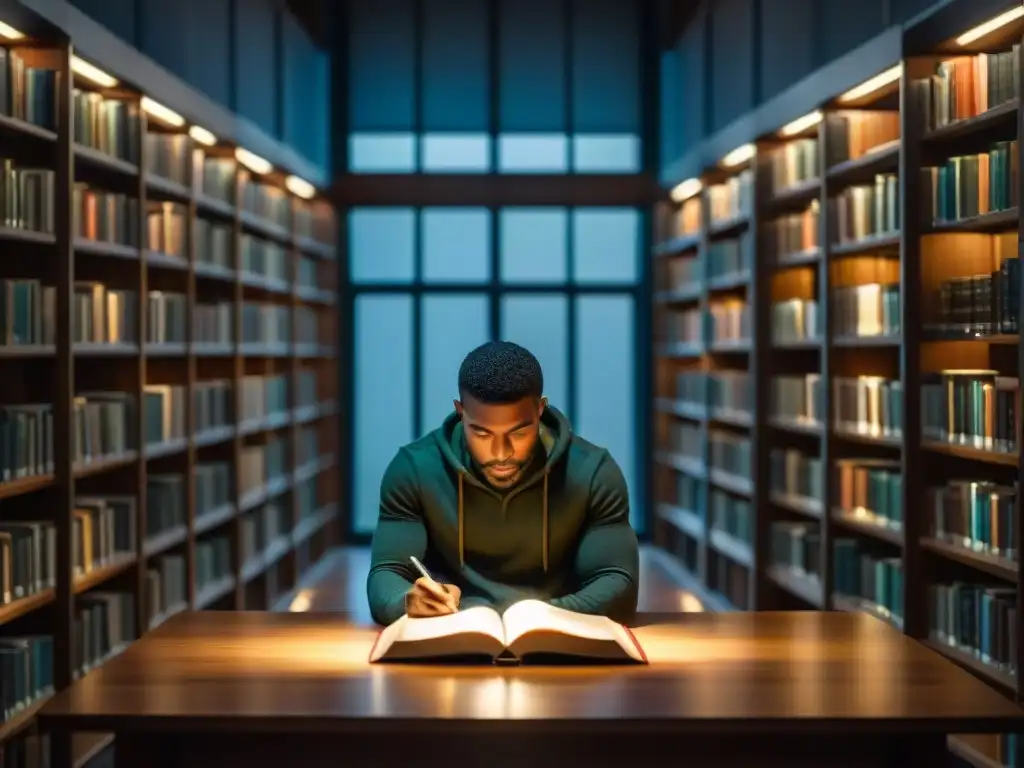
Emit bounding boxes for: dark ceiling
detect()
[285,0,328,49]
[659,0,701,49]
[285,0,697,54]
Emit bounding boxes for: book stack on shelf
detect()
[652,8,1024,766]
[0,15,340,767]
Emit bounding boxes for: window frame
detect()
[333,0,660,545]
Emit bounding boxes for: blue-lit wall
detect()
[70,0,329,173]
[339,0,650,537]
[341,0,642,174]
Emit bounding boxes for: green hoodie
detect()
[366,406,639,626]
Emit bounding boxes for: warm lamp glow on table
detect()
[37,612,1024,768]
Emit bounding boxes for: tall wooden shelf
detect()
[0,7,339,766]
[653,6,1024,768]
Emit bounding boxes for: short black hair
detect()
[458,341,543,404]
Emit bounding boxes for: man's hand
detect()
[405,577,461,617]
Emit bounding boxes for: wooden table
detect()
[39,610,1024,768]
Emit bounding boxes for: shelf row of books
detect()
[2,278,329,351]
[1,393,332,487]
[8,74,334,243]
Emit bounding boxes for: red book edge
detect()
[622,625,648,663]
[367,629,384,663]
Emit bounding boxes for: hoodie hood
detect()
[434,405,573,573]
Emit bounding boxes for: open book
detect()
[368,599,647,664]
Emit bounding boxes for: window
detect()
[574,295,640,531]
[572,135,641,174]
[497,134,569,173]
[420,134,491,173]
[348,208,416,284]
[501,295,569,412]
[348,134,417,173]
[571,207,640,284]
[420,295,491,433]
[354,295,415,533]
[421,207,491,283]
[499,207,567,283]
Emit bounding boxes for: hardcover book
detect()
[368,600,648,665]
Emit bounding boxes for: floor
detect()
[279,545,706,621]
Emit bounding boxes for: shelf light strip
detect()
[236,147,273,176]
[285,175,316,199]
[189,125,217,146]
[141,96,184,127]
[0,20,24,39]
[957,6,1024,46]
[721,143,755,168]
[780,110,822,137]
[838,64,901,103]
[71,56,118,88]
[669,178,702,203]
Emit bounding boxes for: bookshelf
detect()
[653,145,758,609]
[653,4,1023,767]
[0,9,339,768]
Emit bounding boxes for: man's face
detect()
[455,394,545,489]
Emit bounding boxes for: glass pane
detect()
[421,134,491,173]
[570,0,639,133]
[349,208,416,284]
[498,0,565,131]
[354,294,415,533]
[574,295,640,531]
[572,135,641,174]
[571,207,639,284]
[499,207,567,284]
[422,0,489,131]
[347,0,416,131]
[497,134,568,173]
[500,295,569,413]
[421,295,491,434]
[348,133,416,173]
[421,207,491,284]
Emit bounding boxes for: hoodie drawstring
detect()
[458,472,465,568]
[542,471,549,572]
[456,469,550,573]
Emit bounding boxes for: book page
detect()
[399,606,506,644]
[502,599,637,653]
[370,606,507,662]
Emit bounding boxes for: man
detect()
[366,340,640,626]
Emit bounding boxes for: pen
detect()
[409,556,451,597]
